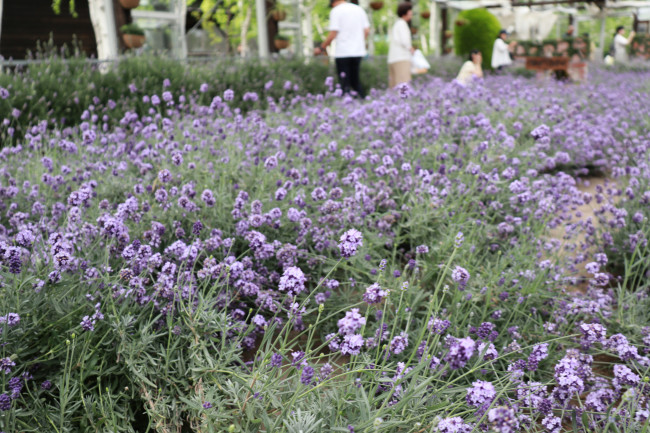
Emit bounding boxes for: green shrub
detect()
[120,23,145,36]
[453,8,501,70]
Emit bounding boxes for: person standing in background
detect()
[491,30,516,71]
[613,25,635,64]
[388,2,415,88]
[315,0,370,98]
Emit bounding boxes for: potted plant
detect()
[270,5,287,21]
[274,34,290,50]
[120,0,140,9]
[121,23,146,49]
[421,10,431,19]
[369,1,384,10]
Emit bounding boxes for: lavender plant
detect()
[0,66,649,432]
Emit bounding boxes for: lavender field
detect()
[0,68,649,433]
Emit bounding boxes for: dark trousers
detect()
[335,57,365,98]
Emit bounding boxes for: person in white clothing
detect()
[388,2,414,88]
[613,26,635,64]
[315,0,370,97]
[456,50,483,85]
[491,30,516,71]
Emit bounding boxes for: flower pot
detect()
[421,11,430,19]
[120,0,140,9]
[274,39,290,50]
[123,34,145,49]
[369,1,383,10]
[271,10,287,21]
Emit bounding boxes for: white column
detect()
[429,0,440,57]
[255,0,270,58]
[88,0,119,71]
[598,11,606,60]
[176,0,188,59]
[301,0,314,57]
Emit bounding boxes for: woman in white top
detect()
[491,30,515,71]
[388,2,414,88]
[456,50,483,85]
[613,26,635,64]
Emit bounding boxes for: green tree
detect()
[453,8,501,70]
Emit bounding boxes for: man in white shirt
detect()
[315,0,370,97]
[491,30,515,71]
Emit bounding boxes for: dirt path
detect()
[548,176,611,292]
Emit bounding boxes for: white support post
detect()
[598,10,606,60]
[88,0,119,72]
[300,0,313,57]
[255,0,270,58]
[176,0,188,59]
[429,0,440,57]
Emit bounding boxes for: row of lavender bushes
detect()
[0,66,649,432]
[0,46,464,144]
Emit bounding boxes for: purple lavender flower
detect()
[579,323,607,348]
[270,353,282,368]
[278,266,307,297]
[41,380,52,390]
[451,266,470,288]
[80,315,95,332]
[319,363,333,382]
[202,401,213,409]
[541,415,561,433]
[466,380,496,408]
[301,365,314,385]
[487,406,519,433]
[0,393,11,411]
[363,283,387,305]
[613,364,640,386]
[0,358,15,374]
[428,318,451,335]
[340,334,364,356]
[390,332,409,355]
[435,417,473,433]
[416,245,429,254]
[338,309,366,335]
[444,336,475,370]
[527,343,549,371]
[338,229,363,258]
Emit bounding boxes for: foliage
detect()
[630,34,650,60]
[453,8,501,70]
[1,65,650,432]
[0,48,463,144]
[120,23,146,36]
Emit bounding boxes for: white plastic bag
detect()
[411,49,430,74]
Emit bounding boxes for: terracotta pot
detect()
[271,10,287,21]
[369,1,384,10]
[421,11,430,19]
[274,39,290,50]
[120,0,140,9]
[123,34,145,49]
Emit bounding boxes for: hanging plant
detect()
[271,7,287,21]
[274,34,290,50]
[421,11,431,19]
[120,0,140,9]
[120,23,146,49]
[369,1,384,10]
